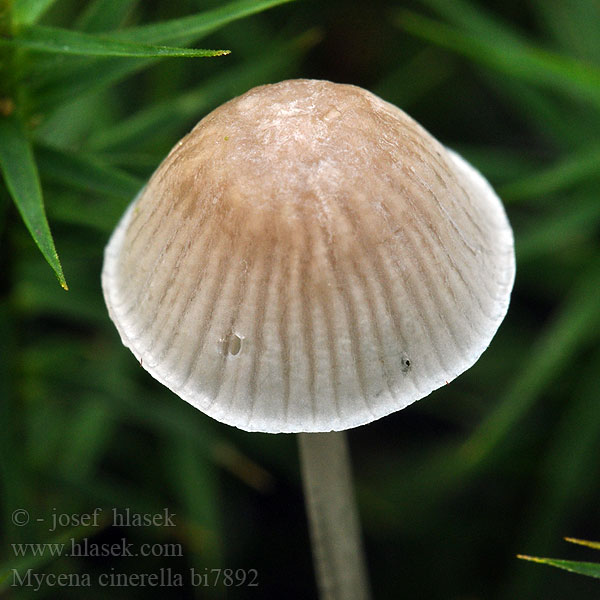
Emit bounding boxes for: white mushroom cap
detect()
[102,79,515,433]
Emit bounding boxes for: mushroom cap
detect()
[102,79,515,433]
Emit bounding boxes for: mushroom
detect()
[102,79,515,600]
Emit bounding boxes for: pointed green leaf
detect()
[517,555,600,579]
[0,114,66,289]
[4,24,230,57]
[396,10,600,109]
[565,538,600,551]
[30,0,293,111]
[12,0,58,25]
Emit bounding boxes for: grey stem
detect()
[298,431,371,600]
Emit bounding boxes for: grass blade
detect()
[396,10,600,109]
[531,0,600,63]
[5,24,230,57]
[109,0,295,45]
[35,143,143,199]
[75,0,138,33]
[11,0,58,25]
[499,146,600,201]
[416,0,523,45]
[485,76,593,150]
[501,351,600,599]
[30,0,292,112]
[516,194,600,262]
[517,555,600,579]
[565,538,600,551]
[373,48,455,108]
[0,114,66,289]
[165,437,223,565]
[459,264,600,469]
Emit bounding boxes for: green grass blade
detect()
[516,194,600,262]
[459,264,600,469]
[396,10,600,109]
[500,146,600,201]
[33,88,115,148]
[517,555,600,579]
[59,395,114,480]
[29,58,147,111]
[373,48,455,108]
[35,144,143,199]
[416,0,523,45]
[565,538,600,551]
[29,0,292,112]
[166,436,222,565]
[11,0,58,25]
[5,24,230,57]
[531,0,600,64]
[0,115,66,289]
[109,0,295,45]
[75,0,138,33]
[484,76,594,151]
[500,349,600,600]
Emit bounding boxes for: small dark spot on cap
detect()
[401,354,411,374]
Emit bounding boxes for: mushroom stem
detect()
[298,431,371,600]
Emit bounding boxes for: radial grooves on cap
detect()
[102,79,515,433]
[324,226,371,415]
[177,236,231,389]
[348,252,395,400]
[146,207,222,367]
[124,189,169,251]
[140,235,194,344]
[119,194,189,321]
[298,210,318,424]
[123,221,179,323]
[394,188,479,352]
[335,199,404,399]
[368,194,453,374]
[400,165,496,323]
[336,200,416,389]
[403,133,488,249]
[404,139,486,255]
[154,195,219,305]
[244,240,275,427]
[277,245,292,424]
[314,246,343,424]
[316,205,372,420]
[211,241,255,407]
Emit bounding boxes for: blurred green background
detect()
[1,0,599,598]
